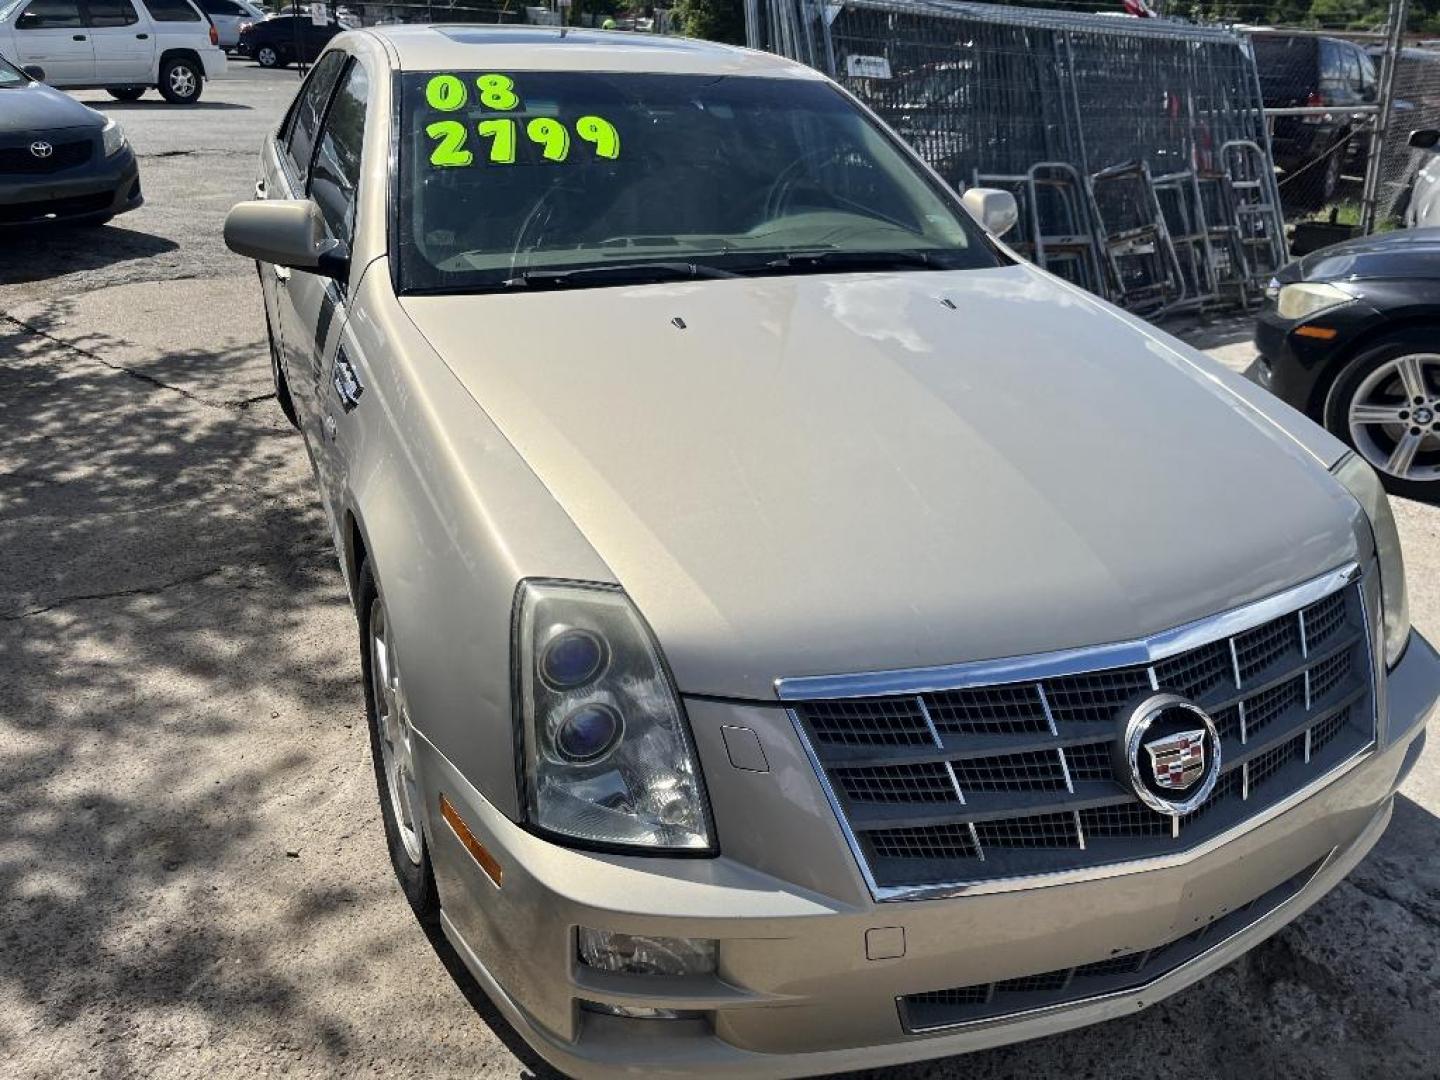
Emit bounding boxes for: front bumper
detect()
[1251,296,1384,415]
[419,632,1437,1078]
[201,47,228,78]
[0,147,141,227]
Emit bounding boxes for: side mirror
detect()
[223,198,349,281]
[962,187,1018,238]
[22,65,45,81]
[1410,129,1440,151]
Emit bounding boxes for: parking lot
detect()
[2,64,1440,1080]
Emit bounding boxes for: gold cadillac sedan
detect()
[224,25,1439,1079]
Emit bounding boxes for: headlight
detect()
[1265,276,1281,302]
[101,118,127,158]
[514,580,713,851]
[1333,455,1410,668]
[1276,281,1355,321]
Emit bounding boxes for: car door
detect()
[301,56,371,526]
[265,49,346,468]
[10,0,94,84]
[84,0,154,82]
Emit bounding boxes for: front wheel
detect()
[107,87,145,101]
[1324,327,1440,500]
[358,560,439,915]
[158,57,202,104]
[255,45,282,68]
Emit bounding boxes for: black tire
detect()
[357,559,440,917]
[255,45,283,68]
[107,87,145,101]
[157,56,203,104]
[1322,325,1440,502]
[263,301,300,430]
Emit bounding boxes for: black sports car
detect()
[0,56,142,228]
[236,15,343,68]
[1253,229,1440,499]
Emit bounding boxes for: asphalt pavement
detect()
[1,63,1438,1080]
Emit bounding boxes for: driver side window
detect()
[16,0,83,28]
[308,60,370,249]
[281,49,346,183]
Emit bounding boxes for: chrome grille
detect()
[787,570,1375,894]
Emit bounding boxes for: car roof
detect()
[361,25,825,79]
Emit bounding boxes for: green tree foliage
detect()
[674,0,746,42]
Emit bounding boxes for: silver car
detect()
[223,26,1439,1078]
[1407,128,1440,228]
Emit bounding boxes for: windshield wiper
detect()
[759,250,938,275]
[503,262,739,289]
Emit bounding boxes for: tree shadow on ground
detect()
[0,224,179,286]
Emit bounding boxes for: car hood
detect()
[1287,226,1440,283]
[402,266,1361,699]
[0,81,103,135]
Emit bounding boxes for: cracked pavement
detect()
[2,64,1439,1080]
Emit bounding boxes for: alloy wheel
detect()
[1347,352,1440,484]
[257,46,277,67]
[368,599,425,866]
[169,64,197,99]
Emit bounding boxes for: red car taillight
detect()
[1301,89,1330,125]
[209,23,219,45]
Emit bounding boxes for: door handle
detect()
[331,351,364,412]
[72,33,86,40]
[136,32,148,38]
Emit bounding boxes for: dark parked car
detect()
[1253,228,1440,499]
[1250,31,1378,206]
[0,54,141,227]
[236,14,341,68]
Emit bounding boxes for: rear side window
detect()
[1319,40,1348,87]
[309,60,369,246]
[16,0,83,28]
[282,49,346,179]
[140,0,201,21]
[86,0,140,26]
[200,0,241,13]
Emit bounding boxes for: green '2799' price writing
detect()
[423,73,621,167]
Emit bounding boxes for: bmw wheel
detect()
[158,57,203,104]
[358,560,439,914]
[1325,327,1440,500]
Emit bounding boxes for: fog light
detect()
[580,1000,707,1020]
[578,928,717,976]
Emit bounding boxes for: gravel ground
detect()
[1,64,1438,1080]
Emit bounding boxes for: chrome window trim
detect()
[783,561,1378,902]
[895,842,1339,1034]
[775,563,1361,702]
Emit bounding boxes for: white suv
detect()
[0,0,227,104]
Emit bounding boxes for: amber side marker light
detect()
[439,793,503,887]
[1295,325,1339,340]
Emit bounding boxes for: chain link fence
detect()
[750,0,1288,312]
[748,0,1439,311]
[1373,46,1440,226]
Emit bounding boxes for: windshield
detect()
[396,71,1002,293]
[0,53,25,87]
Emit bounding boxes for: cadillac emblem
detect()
[1122,693,1222,817]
